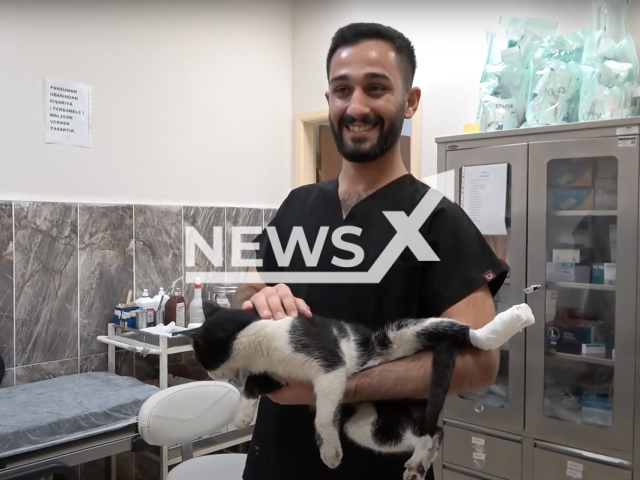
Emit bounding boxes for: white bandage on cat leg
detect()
[469,303,535,350]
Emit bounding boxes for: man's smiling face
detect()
[325,39,409,164]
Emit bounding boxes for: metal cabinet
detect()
[526,137,638,456]
[435,118,640,478]
[443,144,529,434]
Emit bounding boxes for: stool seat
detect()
[167,453,247,480]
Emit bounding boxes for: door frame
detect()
[293,103,422,186]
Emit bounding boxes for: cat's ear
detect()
[202,299,224,318]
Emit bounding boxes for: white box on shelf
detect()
[552,249,581,263]
[595,178,618,210]
[546,262,591,283]
[546,290,558,321]
[604,263,616,285]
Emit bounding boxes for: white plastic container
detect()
[153,287,170,310]
[135,289,156,312]
[189,277,205,323]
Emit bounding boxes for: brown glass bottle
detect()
[164,288,186,327]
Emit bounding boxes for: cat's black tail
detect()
[424,341,457,437]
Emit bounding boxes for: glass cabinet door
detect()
[527,137,638,455]
[443,143,528,434]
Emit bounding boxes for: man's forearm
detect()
[344,284,500,403]
[344,348,499,403]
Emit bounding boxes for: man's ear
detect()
[202,299,223,318]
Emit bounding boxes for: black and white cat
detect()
[180,300,535,480]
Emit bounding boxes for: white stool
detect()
[138,381,247,480]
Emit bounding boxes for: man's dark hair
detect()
[326,22,417,90]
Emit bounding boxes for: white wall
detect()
[0,0,292,208]
[292,0,630,179]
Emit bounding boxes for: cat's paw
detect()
[320,442,343,469]
[403,429,443,480]
[233,401,257,428]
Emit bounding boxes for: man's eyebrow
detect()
[329,72,392,84]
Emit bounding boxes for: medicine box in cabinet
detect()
[546,262,590,283]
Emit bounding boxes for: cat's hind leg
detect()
[313,368,348,469]
[403,341,456,480]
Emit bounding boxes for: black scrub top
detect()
[243,174,508,480]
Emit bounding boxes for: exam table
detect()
[0,371,247,479]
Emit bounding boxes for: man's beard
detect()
[329,107,405,164]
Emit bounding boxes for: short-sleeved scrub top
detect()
[243,173,509,480]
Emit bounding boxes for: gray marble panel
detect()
[182,206,225,303]
[264,208,278,228]
[117,350,134,377]
[135,449,161,480]
[0,203,13,369]
[116,452,135,480]
[15,358,78,386]
[14,202,78,367]
[225,207,263,277]
[1,369,14,388]
[79,353,108,373]
[134,206,182,298]
[79,205,134,357]
[79,457,110,480]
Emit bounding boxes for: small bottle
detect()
[135,289,156,312]
[153,287,170,311]
[189,277,205,324]
[164,288,186,327]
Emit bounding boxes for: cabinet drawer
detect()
[533,448,631,480]
[443,469,483,480]
[442,425,522,480]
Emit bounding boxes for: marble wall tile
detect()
[135,450,161,480]
[15,358,78,386]
[225,207,263,278]
[116,452,136,480]
[79,457,110,480]
[0,203,14,369]
[80,353,108,373]
[134,206,182,298]
[264,208,278,228]
[79,205,134,357]
[1,369,14,388]
[182,206,225,303]
[14,202,78,367]
[117,350,134,377]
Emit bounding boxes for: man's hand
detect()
[267,377,356,405]
[242,283,312,320]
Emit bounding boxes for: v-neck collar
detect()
[328,173,413,222]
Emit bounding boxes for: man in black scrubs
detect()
[233,22,509,480]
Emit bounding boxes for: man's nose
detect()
[346,89,370,119]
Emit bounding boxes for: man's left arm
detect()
[267,283,500,405]
[343,283,499,403]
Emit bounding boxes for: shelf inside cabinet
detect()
[551,210,618,217]
[546,281,616,291]
[546,351,615,366]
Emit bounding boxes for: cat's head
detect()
[180,300,259,380]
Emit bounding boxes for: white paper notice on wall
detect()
[44,78,92,148]
[461,163,508,235]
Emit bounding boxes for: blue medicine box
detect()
[546,323,597,355]
[114,306,139,328]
